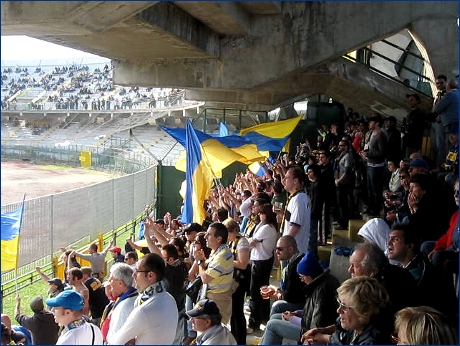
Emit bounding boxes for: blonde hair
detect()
[223,219,240,233]
[337,276,389,321]
[395,306,458,344]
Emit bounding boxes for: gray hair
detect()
[110,263,134,288]
[448,78,458,89]
[354,242,389,274]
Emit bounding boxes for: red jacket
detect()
[434,210,459,251]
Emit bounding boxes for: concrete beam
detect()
[68,2,158,33]
[136,2,220,56]
[184,56,433,120]
[1,1,157,35]
[113,2,457,91]
[34,12,220,60]
[184,89,294,108]
[175,2,251,35]
[189,100,273,113]
[1,2,94,35]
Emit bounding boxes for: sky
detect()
[1,35,106,61]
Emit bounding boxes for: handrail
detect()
[343,54,433,98]
[380,39,425,61]
[362,47,430,81]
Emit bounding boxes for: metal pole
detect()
[50,195,55,276]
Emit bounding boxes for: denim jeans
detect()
[261,313,301,345]
[269,300,304,318]
[185,294,197,338]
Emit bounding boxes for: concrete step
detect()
[348,219,366,242]
[318,244,332,263]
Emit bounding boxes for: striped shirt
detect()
[206,244,234,293]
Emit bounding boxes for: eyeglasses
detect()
[275,246,287,252]
[133,268,150,273]
[399,175,407,179]
[336,298,355,312]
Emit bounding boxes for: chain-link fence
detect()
[1,142,157,269]
[1,166,155,268]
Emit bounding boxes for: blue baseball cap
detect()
[449,126,459,134]
[409,158,429,169]
[46,290,84,310]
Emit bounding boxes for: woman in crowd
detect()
[247,202,278,332]
[302,276,391,345]
[224,219,251,345]
[394,306,458,344]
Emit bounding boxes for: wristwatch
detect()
[197,260,203,265]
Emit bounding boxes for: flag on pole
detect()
[1,201,25,272]
[182,119,216,225]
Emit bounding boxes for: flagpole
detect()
[14,194,26,294]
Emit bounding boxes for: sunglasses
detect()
[336,298,355,312]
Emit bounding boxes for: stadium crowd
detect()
[1,75,459,345]
[1,63,184,112]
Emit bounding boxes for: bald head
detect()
[278,235,298,250]
[0,315,11,329]
[276,235,298,261]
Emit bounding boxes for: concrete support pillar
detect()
[408,16,459,96]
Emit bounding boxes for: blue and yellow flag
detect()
[238,116,302,152]
[1,202,25,272]
[182,120,243,224]
[162,126,266,174]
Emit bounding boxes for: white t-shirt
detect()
[107,288,178,345]
[250,223,278,261]
[283,192,311,254]
[106,295,137,342]
[57,322,103,345]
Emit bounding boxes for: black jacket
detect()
[300,270,341,336]
[283,252,306,305]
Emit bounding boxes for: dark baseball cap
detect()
[47,278,64,289]
[186,299,220,319]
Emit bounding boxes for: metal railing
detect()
[344,39,433,98]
